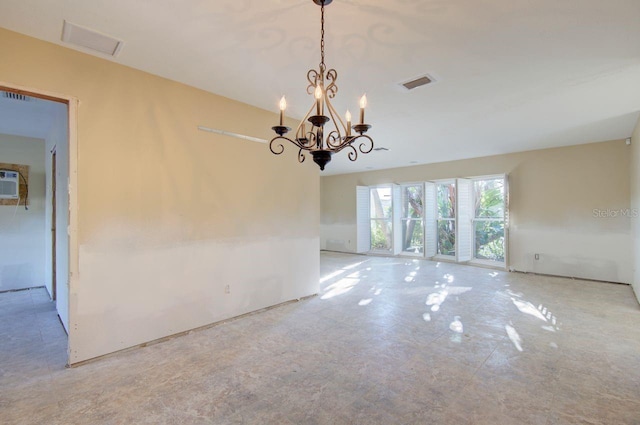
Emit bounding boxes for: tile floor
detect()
[1,252,640,424]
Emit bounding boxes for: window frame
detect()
[398,182,426,256]
[470,174,507,267]
[368,185,394,254]
[434,179,457,259]
[354,174,508,270]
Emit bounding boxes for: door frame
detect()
[0,81,78,365]
[51,148,57,301]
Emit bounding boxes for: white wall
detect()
[0,134,46,291]
[321,140,632,284]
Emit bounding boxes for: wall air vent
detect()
[61,20,123,57]
[2,91,31,102]
[400,75,435,91]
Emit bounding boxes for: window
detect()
[355,174,508,268]
[370,186,393,252]
[400,184,424,254]
[472,177,505,262]
[437,182,456,256]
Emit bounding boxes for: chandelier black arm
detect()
[354,134,374,155]
[321,128,374,155]
[269,135,320,155]
[269,136,286,155]
[339,134,372,162]
[325,130,341,149]
[332,134,374,156]
[344,143,359,162]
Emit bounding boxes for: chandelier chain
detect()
[320,1,325,72]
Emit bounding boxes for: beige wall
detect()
[630,116,640,302]
[0,28,320,364]
[0,134,46,291]
[322,140,631,284]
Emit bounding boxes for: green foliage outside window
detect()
[371,188,393,251]
[402,186,424,252]
[437,220,456,256]
[474,180,505,261]
[371,220,392,251]
[474,221,504,261]
[367,179,505,260]
[437,184,456,255]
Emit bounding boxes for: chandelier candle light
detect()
[270,0,374,171]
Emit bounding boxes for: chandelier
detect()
[269,0,374,171]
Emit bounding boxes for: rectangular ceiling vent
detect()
[61,20,123,57]
[401,75,435,91]
[2,91,32,102]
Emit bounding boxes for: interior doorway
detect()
[0,83,76,342]
[51,148,57,301]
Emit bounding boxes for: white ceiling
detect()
[0,93,60,140]
[1,0,639,175]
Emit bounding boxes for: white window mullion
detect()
[456,178,473,262]
[504,173,510,268]
[425,182,437,257]
[393,185,402,255]
[356,186,370,253]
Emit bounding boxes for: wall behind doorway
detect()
[0,134,46,292]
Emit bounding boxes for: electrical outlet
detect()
[224,285,230,294]
[534,254,540,260]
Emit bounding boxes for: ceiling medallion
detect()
[269,0,373,170]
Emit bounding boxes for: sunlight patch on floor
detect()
[512,298,548,322]
[450,316,464,333]
[404,271,418,282]
[320,269,346,284]
[426,286,472,313]
[322,278,360,299]
[506,323,523,351]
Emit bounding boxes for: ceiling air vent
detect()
[401,75,435,91]
[61,20,123,57]
[2,91,31,102]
